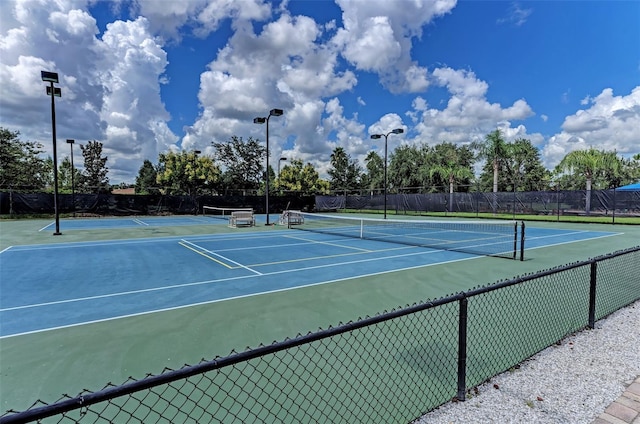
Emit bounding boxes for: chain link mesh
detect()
[2,246,638,424]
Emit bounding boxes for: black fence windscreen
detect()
[0,192,315,216]
[315,189,640,219]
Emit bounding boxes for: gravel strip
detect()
[416,300,640,424]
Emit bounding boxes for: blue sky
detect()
[1,0,639,183]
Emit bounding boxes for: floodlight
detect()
[369,128,404,219]
[254,108,284,224]
[41,71,59,83]
[46,86,61,97]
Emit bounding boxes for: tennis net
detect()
[286,211,524,260]
[203,206,253,219]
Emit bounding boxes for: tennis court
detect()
[0,215,622,338]
[1,213,637,416]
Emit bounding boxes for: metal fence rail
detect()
[2,246,639,424]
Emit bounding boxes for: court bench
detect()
[279,210,305,226]
[229,211,255,227]
[287,211,304,225]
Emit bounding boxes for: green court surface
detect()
[0,215,638,414]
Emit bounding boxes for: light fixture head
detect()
[66,139,75,144]
[370,134,382,139]
[46,86,61,97]
[391,128,404,134]
[254,117,266,124]
[41,71,59,83]
[269,108,283,116]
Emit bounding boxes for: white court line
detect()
[179,239,262,275]
[0,250,476,339]
[1,246,449,313]
[8,230,295,252]
[524,231,622,251]
[38,222,54,232]
[2,227,625,338]
[284,234,372,252]
[132,218,149,226]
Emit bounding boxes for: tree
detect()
[135,160,160,195]
[388,144,428,192]
[618,155,640,186]
[277,159,330,195]
[79,140,110,193]
[503,138,549,192]
[362,151,384,194]
[473,129,509,213]
[428,143,474,211]
[276,159,329,196]
[156,151,221,196]
[328,147,361,194]
[555,148,621,214]
[58,156,82,194]
[212,136,265,194]
[0,127,50,191]
[473,129,508,193]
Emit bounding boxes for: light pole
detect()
[371,128,404,219]
[254,108,283,225]
[278,157,287,176]
[277,157,287,196]
[193,150,201,215]
[66,139,75,217]
[42,71,62,235]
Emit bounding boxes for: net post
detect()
[359,218,364,239]
[519,221,525,261]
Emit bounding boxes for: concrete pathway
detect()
[594,376,640,424]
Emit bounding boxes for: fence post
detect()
[457,295,468,401]
[588,260,597,329]
[520,221,526,262]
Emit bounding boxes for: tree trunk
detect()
[492,159,499,214]
[585,178,592,215]
[449,176,454,214]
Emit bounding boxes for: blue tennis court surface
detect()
[0,224,621,338]
[37,215,235,231]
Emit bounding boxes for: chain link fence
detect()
[2,246,639,424]
[0,192,315,216]
[316,190,640,219]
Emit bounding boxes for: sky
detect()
[1,0,639,184]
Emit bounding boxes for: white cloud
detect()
[0,1,177,182]
[541,86,640,167]
[131,0,272,41]
[410,67,535,145]
[182,12,360,170]
[332,0,457,93]
[497,2,533,27]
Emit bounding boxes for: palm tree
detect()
[556,148,621,214]
[473,129,508,213]
[429,163,474,213]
